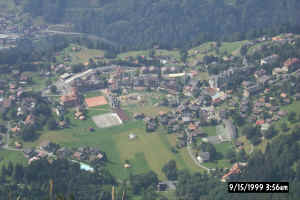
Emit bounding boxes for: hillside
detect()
[21,0,300,50]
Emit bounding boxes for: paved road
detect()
[185,129,213,173]
[187,143,212,172]
[42,29,118,47]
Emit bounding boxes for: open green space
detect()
[22,105,202,179]
[241,100,300,154]
[219,40,249,55]
[214,142,232,154]
[123,104,171,117]
[56,44,106,65]
[155,49,180,59]
[83,90,103,98]
[117,50,149,59]
[202,142,233,169]
[202,159,231,169]
[203,126,217,136]
[247,41,271,55]
[23,72,58,92]
[0,150,27,172]
[188,40,248,65]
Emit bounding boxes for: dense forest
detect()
[23,0,300,50]
[0,158,115,200]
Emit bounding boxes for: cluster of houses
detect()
[0,13,48,48]
[23,141,106,165]
[137,97,224,148]
[108,65,186,94]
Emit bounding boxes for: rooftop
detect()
[85,96,108,108]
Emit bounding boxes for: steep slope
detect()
[22,0,300,50]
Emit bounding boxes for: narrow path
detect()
[185,129,213,173]
[1,121,23,152]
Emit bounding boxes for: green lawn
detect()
[242,100,300,154]
[187,40,248,65]
[202,159,231,169]
[83,90,103,98]
[203,126,217,136]
[215,142,232,154]
[202,142,233,169]
[0,150,27,172]
[57,44,106,65]
[219,40,249,55]
[23,107,202,180]
[247,41,271,55]
[24,72,58,92]
[123,104,171,117]
[155,49,181,60]
[117,50,149,59]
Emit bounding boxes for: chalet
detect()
[197,152,210,163]
[114,108,129,121]
[272,67,288,75]
[295,93,300,101]
[245,84,262,96]
[260,54,279,66]
[261,123,270,132]
[23,148,37,158]
[242,81,255,89]
[257,75,271,86]
[73,78,106,92]
[159,115,169,125]
[133,78,144,87]
[182,116,192,124]
[10,126,20,133]
[280,93,288,98]
[221,163,243,182]
[56,147,72,159]
[176,138,186,148]
[172,124,181,132]
[161,66,180,74]
[73,152,83,160]
[254,69,266,78]
[188,123,197,131]
[24,114,35,126]
[157,181,176,191]
[157,182,168,191]
[191,129,205,137]
[146,118,158,132]
[40,141,59,153]
[256,120,265,126]
[15,141,22,149]
[0,80,6,89]
[60,88,79,107]
[134,113,145,120]
[60,73,72,81]
[295,69,300,77]
[283,58,300,72]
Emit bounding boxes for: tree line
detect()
[23,0,300,50]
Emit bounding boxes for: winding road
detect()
[185,129,214,173]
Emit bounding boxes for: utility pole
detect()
[112,186,115,200]
[49,179,53,200]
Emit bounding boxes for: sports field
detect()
[92,113,123,128]
[22,104,202,179]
